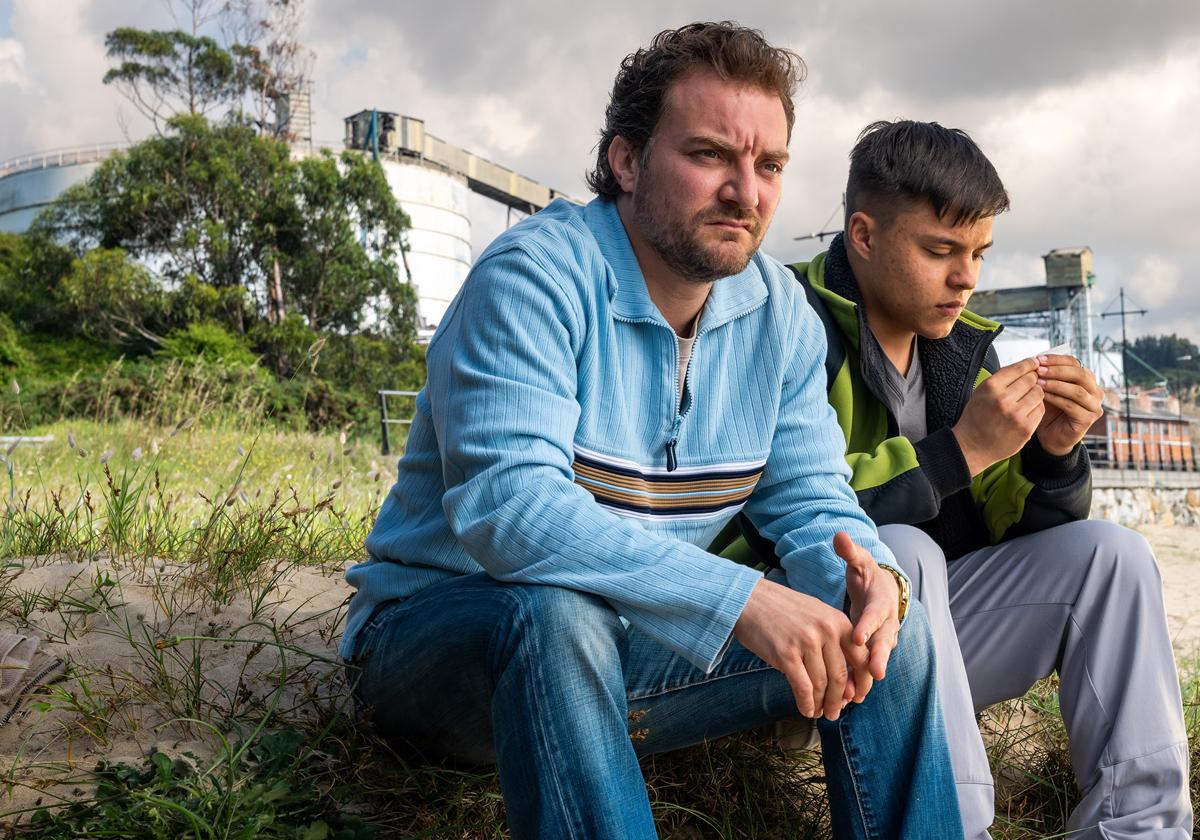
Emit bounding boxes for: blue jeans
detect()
[348,572,962,839]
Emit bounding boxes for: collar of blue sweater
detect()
[583,198,769,332]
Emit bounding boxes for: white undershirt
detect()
[676,334,696,408]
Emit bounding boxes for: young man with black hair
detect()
[341,27,962,840]
[743,120,1190,838]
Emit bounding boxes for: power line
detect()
[794,194,845,243]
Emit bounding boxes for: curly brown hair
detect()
[586,22,806,198]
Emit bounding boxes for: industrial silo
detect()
[343,111,473,335]
[1,112,571,339]
[0,145,123,233]
[343,110,577,337]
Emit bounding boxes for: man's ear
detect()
[846,210,877,262]
[608,136,640,194]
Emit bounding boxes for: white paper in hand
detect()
[1038,343,1072,358]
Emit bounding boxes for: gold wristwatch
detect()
[875,563,910,622]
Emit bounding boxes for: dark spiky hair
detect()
[846,120,1009,227]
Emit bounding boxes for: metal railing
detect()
[378,390,419,455]
[0,435,55,447]
[0,143,129,180]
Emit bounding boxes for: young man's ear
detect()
[846,210,877,262]
[608,136,641,194]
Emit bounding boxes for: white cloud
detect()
[980,48,1200,249]
[1127,256,1181,309]
[0,0,153,155]
[0,1,1196,343]
[0,38,29,89]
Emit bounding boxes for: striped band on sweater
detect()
[572,445,765,521]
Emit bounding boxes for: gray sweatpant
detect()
[880,519,1192,839]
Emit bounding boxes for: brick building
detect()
[1083,387,1196,470]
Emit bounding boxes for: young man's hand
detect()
[1033,353,1105,455]
[952,357,1045,476]
[733,577,868,721]
[837,531,900,704]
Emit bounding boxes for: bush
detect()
[158,322,257,366]
[8,350,387,435]
[7,332,127,383]
[248,312,321,377]
[0,313,27,368]
[317,333,426,397]
[57,248,168,350]
[0,232,74,332]
[166,274,250,335]
[3,300,426,434]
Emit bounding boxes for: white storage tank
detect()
[344,110,475,334]
[4,113,566,340]
[377,157,471,333]
[0,146,122,233]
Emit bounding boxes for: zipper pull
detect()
[665,415,683,472]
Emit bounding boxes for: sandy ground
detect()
[0,524,1194,819]
[0,554,348,819]
[1139,523,1200,662]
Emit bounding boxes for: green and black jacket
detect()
[733,235,1092,563]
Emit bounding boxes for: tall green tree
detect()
[1127,333,1200,403]
[279,150,417,334]
[103,0,312,137]
[1129,334,1199,375]
[34,117,415,341]
[220,0,313,139]
[35,115,290,332]
[104,26,242,126]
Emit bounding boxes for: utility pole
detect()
[1100,288,1148,468]
[794,194,846,243]
[1179,354,1196,470]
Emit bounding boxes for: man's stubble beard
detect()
[631,165,765,283]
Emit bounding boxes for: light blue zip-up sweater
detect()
[340,197,898,672]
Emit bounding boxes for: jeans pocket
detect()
[353,599,408,663]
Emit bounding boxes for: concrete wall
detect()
[1090,468,1200,527]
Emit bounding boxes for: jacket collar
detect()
[586,198,768,332]
[803,233,1004,430]
[813,234,867,352]
[819,233,866,308]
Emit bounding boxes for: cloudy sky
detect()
[0,0,1197,344]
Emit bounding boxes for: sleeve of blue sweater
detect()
[741,288,902,612]
[429,245,762,673]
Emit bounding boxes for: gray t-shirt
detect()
[879,339,927,442]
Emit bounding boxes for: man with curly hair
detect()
[342,24,962,839]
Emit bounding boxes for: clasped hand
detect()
[732,532,900,721]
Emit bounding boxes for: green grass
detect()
[0,419,387,562]
[0,420,1194,838]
